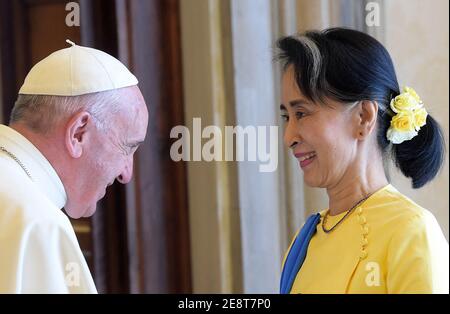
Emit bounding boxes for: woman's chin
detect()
[303,176,323,188]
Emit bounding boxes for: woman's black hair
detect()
[276,28,445,189]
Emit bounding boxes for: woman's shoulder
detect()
[363,184,444,237]
[365,184,428,220]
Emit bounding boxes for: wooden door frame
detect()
[114,0,191,293]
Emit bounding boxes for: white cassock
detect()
[0,124,97,293]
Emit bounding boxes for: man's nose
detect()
[117,156,134,184]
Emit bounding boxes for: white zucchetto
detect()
[19,40,138,96]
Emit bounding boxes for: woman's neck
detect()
[326,153,389,216]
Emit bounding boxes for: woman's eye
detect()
[295,111,305,119]
[281,111,306,122]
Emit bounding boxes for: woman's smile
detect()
[294,151,317,169]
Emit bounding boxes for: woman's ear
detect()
[355,100,378,140]
[65,111,92,158]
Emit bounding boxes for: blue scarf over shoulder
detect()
[279,213,321,294]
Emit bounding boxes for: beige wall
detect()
[180,0,306,293]
[180,0,242,293]
[384,0,449,240]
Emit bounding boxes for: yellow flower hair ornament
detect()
[386,86,428,144]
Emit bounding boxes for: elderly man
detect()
[0,40,149,293]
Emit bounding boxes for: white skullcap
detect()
[19,40,138,96]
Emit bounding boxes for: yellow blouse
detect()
[286,184,449,294]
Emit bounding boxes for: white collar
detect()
[0,124,67,209]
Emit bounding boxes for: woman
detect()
[277,28,448,294]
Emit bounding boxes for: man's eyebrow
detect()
[280,99,310,110]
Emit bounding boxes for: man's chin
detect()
[82,206,97,218]
[65,204,97,219]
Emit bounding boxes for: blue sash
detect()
[279,213,321,294]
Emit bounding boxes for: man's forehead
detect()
[126,105,148,142]
[112,86,147,140]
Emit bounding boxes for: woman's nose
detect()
[284,120,300,148]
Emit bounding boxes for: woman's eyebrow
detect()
[280,99,310,110]
[289,99,310,107]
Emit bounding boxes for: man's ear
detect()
[354,100,378,140]
[65,111,92,158]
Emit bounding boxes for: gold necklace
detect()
[0,146,33,180]
[322,194,372,233]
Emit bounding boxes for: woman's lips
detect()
[294,151,315,158]
[294,151,316,169]
[299,155,316,168]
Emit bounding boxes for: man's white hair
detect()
[10,89,124,133]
